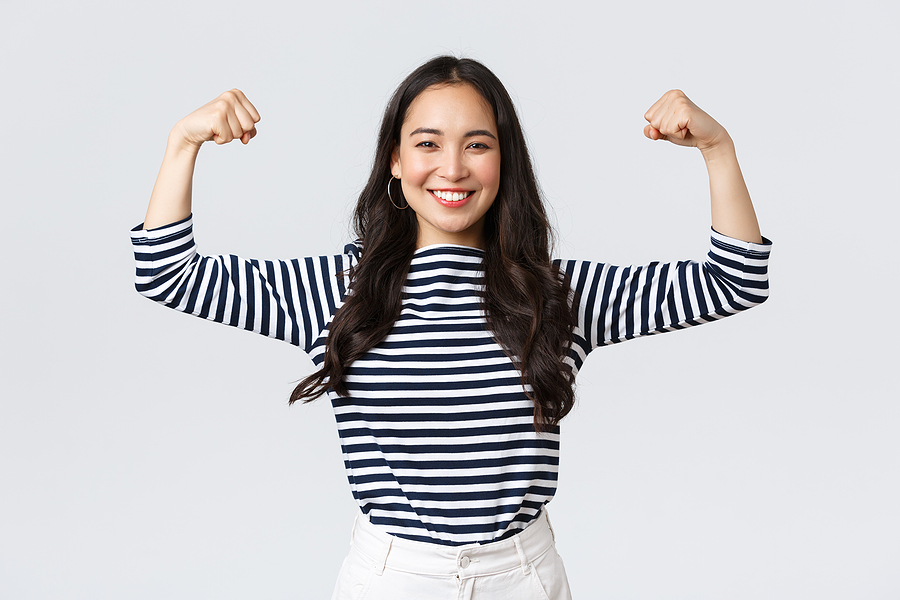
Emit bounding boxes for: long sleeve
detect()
[557,228,771,370]
[131,215,358,353]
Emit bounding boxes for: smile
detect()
[430,190,474,202]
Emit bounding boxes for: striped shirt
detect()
[131,216,771,546]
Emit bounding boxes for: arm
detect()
[559,231,769,365]
[560,92,770,366]
[143,90,260,230]
[134,90,355,352]
[643,90,763,244]
[131,218,356,351]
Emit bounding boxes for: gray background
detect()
[2,1,897,598]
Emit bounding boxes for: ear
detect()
[390,144,401,179]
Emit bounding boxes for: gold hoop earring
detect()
[387,176,408,210]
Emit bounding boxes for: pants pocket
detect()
[529,546,573,600]
[331,547,375,600]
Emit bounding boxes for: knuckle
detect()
[219,90,239,104]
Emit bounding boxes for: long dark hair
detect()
[290,56,577,431]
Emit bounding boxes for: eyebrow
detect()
[409,127,497,140]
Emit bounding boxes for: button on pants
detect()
[331,509,572,600]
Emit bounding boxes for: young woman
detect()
[132,56,770,599]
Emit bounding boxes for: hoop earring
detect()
[387,176,408,210]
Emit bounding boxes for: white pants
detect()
[331,510,572,600]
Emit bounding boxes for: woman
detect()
[133,56,770,599]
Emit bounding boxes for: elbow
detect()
[740,281,770,309]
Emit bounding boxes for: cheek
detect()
[480,158,501,191]
[399,152,430,185]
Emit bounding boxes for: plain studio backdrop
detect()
[1,1,897,598]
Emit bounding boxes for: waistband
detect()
[349,510,557,579]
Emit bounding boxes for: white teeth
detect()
[433,191,472,201]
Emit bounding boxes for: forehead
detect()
[402,83,496,131]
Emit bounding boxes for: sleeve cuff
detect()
[710,226,772,257]
[130,214,194,243]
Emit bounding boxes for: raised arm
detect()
[643,90,762,244]
[133,90,359,353]
[143,89,260,230]
[559,93,770,368]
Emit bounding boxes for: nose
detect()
[440,150,469,182]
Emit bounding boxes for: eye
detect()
[467,142,491,150]
[416,141,438,148]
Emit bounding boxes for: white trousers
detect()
[331,510,572,600]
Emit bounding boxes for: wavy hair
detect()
[290,56,577,431]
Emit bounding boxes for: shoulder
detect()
[344,240,362,263]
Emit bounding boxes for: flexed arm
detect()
[643,90,763,244]
[560,93,769,366]
[143,89,261,230]
[133,90,359,352]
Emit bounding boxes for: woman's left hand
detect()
[643,90,731,154]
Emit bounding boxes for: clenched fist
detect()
[173,89,261,148]
[643,90,730,154]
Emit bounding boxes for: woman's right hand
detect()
[172,89,261,148]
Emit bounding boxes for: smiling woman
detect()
[390,83,501,249]
[131,55,770,599]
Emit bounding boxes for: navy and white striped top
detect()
[131,216,771,546]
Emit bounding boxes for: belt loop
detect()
[373,535,392,576]
[513,535,530,575]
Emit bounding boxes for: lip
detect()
[429,189,475,208]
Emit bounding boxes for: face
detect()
[391,83,501,249]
